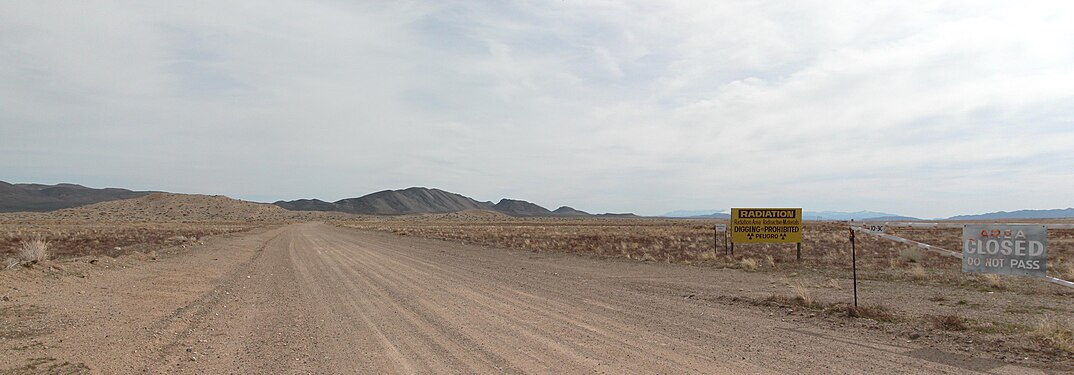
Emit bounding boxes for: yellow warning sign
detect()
[730,208,803,243]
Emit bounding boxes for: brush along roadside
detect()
[732,284,1074,360]
[0,222,257,263]
[334,218,1074,294]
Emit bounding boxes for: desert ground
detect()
[2,197,1073,374]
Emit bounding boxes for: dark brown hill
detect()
[274,187,600,217]
[275,187,495,215]
[2,192,348,222]
[272,198,339,212]
[493,199,554,216]
[273,187,635,217]
[336,187,494,215]
[0,181,154,212]
[552,206,590,216]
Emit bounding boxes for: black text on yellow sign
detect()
[730,208,803,243]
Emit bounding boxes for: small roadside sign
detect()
[962,225,1047,277]
[714,224,727,232]
[862,224,884,233]
[730,208,803,243]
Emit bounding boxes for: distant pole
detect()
[796,242,802,261]
[851,226,858,307]
[713,225,718,257]
[723,226,729,255]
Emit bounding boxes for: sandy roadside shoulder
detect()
[0,224,286,374]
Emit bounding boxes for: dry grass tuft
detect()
[765,255,775,267]
[909,264,927,281]
[928,314,968,331]
[18,239,49,263]
[982,274,1005,290]
[696,250,716,261]
[1033,318,1074,353]
[826,279,841,290]
[739,258,759,271]
[791,283,813,307]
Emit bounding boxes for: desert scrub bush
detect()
[826,279,842,290]
[1062,263,1074,281]
[897,248,923,264]
[909,264,927,281]
[696,249,717,261]
[982,274,1005,290]
[739,258,759,271]
[639,252,656,262]
[928,314,967,331]
[18,239,48,263]
[791,283,814,307]
[1033,318,1074,353]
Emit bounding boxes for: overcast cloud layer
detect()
[3,1,1073,218]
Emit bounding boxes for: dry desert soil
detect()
[2,222,1069,374]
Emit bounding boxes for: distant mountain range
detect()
[680,212,732,219]
[803,211,918,221]
[5,181,1073,221]
[273,187,626,218]
[661,209,918,221]
[663,209,727,218]
[947,208,1074,220]
[0,181,155,212]
[665,207,1074,221]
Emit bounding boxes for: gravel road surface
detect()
[0,223,1043,374]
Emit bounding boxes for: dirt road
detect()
[1,223,1045,374]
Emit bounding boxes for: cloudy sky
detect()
[3,1,1073,218]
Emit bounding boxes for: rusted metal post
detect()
[851,226,858,307]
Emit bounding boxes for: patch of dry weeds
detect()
[1034,318,1074,353]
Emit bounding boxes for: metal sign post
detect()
[850,226,858,307]
[714,224,728,256]
[852,224,1074,290]
[713,225,718,257]
[724,226,729,256]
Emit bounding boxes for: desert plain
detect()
[1,194,1073,374]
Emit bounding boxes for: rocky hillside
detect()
[493,199,553,216]
[0,181,154,212]
[6,193,348,222]
[338,188,492,215]
[552,206,590,216]
[275,187,614,217]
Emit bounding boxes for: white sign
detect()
[714,224,727,232]
[962,225,1047,277]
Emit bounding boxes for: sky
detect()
[2,1,1074,219]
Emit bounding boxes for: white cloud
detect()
[2,0,1073,218]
